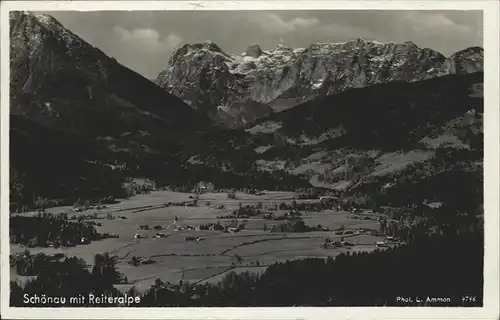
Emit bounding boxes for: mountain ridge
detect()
[10,11,208,135]
[155,39,483,127]
[9,11,219,205]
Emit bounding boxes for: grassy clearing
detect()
[370,150,434,177]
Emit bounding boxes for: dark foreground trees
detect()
[253,231,483,307]
[10,252,124,307]
[10,215,99,248]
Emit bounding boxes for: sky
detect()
[45,10,483,79]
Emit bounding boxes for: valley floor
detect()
[10,191,388,292]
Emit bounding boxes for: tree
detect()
[292,219,306,232]
[154,278,164,288]
[233,254,243,264]
[10,169,24,204]
[379,221,386,234]
[34,197,49,211]
[10,281,24,306]
[128,286,139,297]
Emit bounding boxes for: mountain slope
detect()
[255,72,483,150]
[212,70,484,209]
[155,40,483,127]
[10,11,206,135]
[9,11,214,206]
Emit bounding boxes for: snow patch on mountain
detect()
[284,128,346,146]
[254,145,273,154]
[255,159,288,172]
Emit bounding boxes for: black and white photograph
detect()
[1,1,499,319]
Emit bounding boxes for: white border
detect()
[1,1,499,319]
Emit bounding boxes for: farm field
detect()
[10,191,387,291]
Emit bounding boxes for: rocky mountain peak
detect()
[10,11,106,96]
[11,11,59,27]
[173,41,228,56]
[450,46,484,61]
[167,41,233,71]
[274,43,293,50]
[457,46,483,54]
[29,12,62,27]
[10,11,200,134]
[10,11,89,55]
[446,46,483,75]
[403,40,418,48]
[196,40,225,53]
[245,44,263,58]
